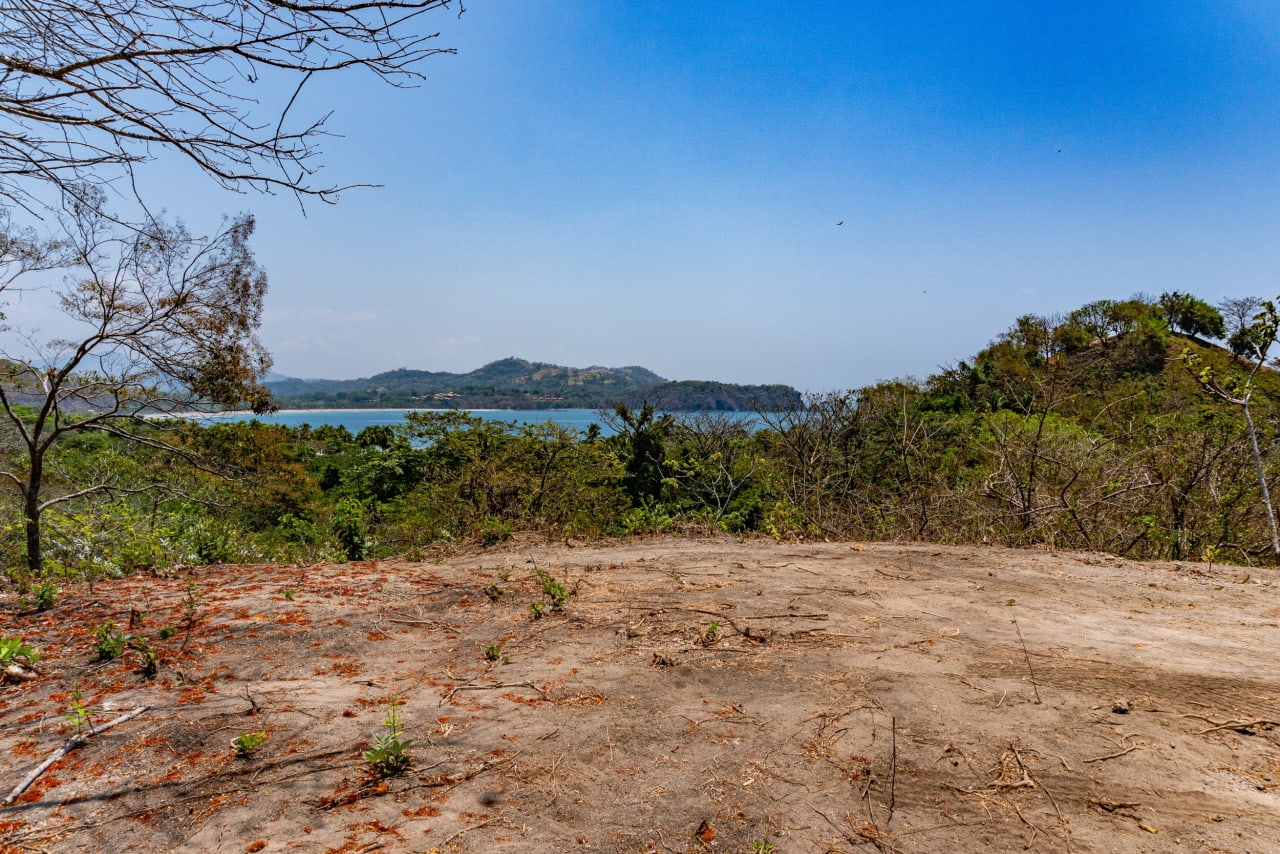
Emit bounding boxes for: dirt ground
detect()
[1,535,1278,853]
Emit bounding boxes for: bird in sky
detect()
[836,221,844,226]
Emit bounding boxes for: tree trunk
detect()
[1242,402,1280,559]
[23,491,41,579]
[21,447,44,578]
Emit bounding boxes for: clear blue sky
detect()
[142,1,1280,390]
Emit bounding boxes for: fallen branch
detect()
[4,705,149,806]
[1012,621,1042,704]
[439,682,544,706]
[439,816,500,848]
[1180,713,1280,735]
[810,803,866,851]
[888,716,898,823]
[1089,796,1141,813]
[1083,745,1141,763]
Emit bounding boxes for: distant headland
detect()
[265,358,802,411]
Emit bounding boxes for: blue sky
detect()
[139,2,1280,389]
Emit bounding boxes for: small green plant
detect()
[533,566,570,608]
[158,625,176,640]
[282,588,295,601]
[1005,598,1016,607]
[750,841,775,854]
[31,581,59,612]
[0,635,41,667]
[183,577,203,623]
[707,621,719,635]
[92,622,130,661]
[483,643,508,664]
[363,698,412,776]
[178,577,203,653]
[64,687,92,734]
[233,730,268,757]
[129,636,159,677]
[529,601,544,620]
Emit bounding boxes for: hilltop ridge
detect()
[264,357,801,411]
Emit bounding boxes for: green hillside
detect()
[265,357,801,411]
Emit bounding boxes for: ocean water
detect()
[186,408,765,437]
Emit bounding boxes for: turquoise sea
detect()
[186,409,765,437]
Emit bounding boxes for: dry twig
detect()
[4,705,150,806]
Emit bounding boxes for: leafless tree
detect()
[0,0,459,207]
[0,186,271,576]
[1219,296,1263,338]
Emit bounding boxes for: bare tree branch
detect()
[0,0,460,205]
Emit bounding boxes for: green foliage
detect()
[606,403,675,506]
[185,518,241,565]
[363,699,412,777]
[532,566,570,608]
[7,289,1280,578]
[130,636,159,677]
[30,581,59,612]
[332,497,368,561]
[612,500,674,536]
[64,687,91,734]
[233,730,268,757]
[480,517,514,545]
[1160,291,1226,339]
[483,643,508,663]
[0,636,40,666]
[92,622,130,661]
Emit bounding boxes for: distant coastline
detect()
[167,407,515,418]
[158,407,766,437]
[264,357,801,413]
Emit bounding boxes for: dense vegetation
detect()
[6,292,1280,586]
[265,357,802,411]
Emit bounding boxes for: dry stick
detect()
[1083,745,1142,763]
[4,705,150,806]
[1010,744,1068,846]
[888,716,898,823]
[439,681,544,706]
[810,803,864,850]
[1012,621,1042,704]
[1180,713,1280,734]
[1008,798,1042,849]
[439,816,500,848]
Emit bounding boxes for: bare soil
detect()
[1,536,1279,853]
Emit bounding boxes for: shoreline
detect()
[163,407,552,418]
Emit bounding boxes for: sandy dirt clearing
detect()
[1,536,1278,853]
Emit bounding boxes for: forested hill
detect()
[265,357,803,411]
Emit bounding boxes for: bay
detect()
[186,408,766,437]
